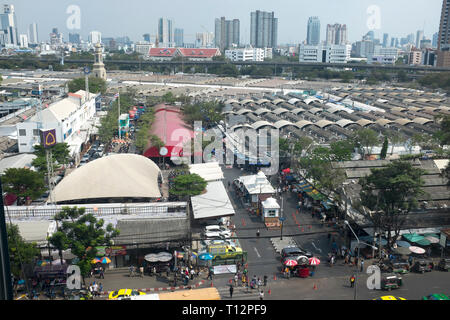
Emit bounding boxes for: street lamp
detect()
[344,220,377,301]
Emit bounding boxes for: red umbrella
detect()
[282,168,291,174]
[283,259,298,267]
[309,257,321,265]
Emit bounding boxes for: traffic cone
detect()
[302,228,304,232]
[268,288,271,295]
[313,283,317,290]
[273,274,277,280]
[210,281,214,287]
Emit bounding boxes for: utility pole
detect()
[0,178,13,300]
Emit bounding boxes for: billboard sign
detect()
[40,129,57,148]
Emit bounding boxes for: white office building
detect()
[135,41,154,56]
[88,31,102,44]
[16,90,99,156]
[19,34,28,48]
[299,44,351,63]
[225,46,271,62]
[368,46,399,64]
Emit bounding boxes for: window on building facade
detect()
[33,129,39,136]
[19,129,26,136]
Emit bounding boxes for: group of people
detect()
[174,265,198,286]
[88,281,103,297]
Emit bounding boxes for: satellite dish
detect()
[159,147,168,156]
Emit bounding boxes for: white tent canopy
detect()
[191,181,235,219]
[237,171,275,194]
[189,162,224,182]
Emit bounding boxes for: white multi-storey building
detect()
[225,46,270,62]
[16,90,99,156]
[135,41,154,56]
[368,46,399,64]
[299,44,351,63]
[88,31,102,44]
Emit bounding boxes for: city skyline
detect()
[4,0,442,45]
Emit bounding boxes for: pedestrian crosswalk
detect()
[217,285,264,300]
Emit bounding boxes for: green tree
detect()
[359,161,426,249]
[434,114,450,146]
[182,101,224,128]
[386,130,406,155]
[380,136,389,159]
[353,128,379,159]
[170,174,207,198]
[31,143,71,174]
[2,168,46,205]
[330,139,355,161]
[49,207,120,278]
[293,136,314,156]
[68,77,107,94]
[7,224,40,279]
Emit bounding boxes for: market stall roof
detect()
[0,153,37,174]
[237,171,275,194]
[189,162,224,182]
[52,154,161,203]
[14,220,57,246]
[191,181,235,219]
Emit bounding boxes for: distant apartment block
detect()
[299,44,351,63]
[225,46,272,62]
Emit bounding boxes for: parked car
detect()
[388,259,410,274]
[411,259,434,273]
[437,258,450,271]
[204,225,232,238]
[281,246,313,260]
[204,231,228,240]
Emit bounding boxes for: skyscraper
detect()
[89,31,102,44]
[143,33,151,42]
[382,33,389,48]
[28,23,38,44]
[215,17,240,50]
[407,33,415,44]
[250,11,278,48]
[433,32,439,48]
[306,17,320,45]
[174,28,184,47]
[0,4,18,46]
[19,34,28,48]
[69,33,80,44]
[326,24,347,45]
[439,0,450,50]
[158,18,173,47]
[49,28,63,45]
[416,30,424,48]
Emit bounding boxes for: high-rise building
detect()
[69,33,81,44]
[215,17,240,50]
[49,27,63,45]
[174,28,184,47]
[0,4,19,46]
[158,18,173,47]
[250,11,278,48]
[363,30,375,41]
[89,31,102,44]
[28,23,38,44]
[19,34,28,48]
[433,32,439,48]
[143,34,151,42]
[196,32,214,48]
[306,17,320,45]
[407,33,415,44]
[382,33,389,48]
[326,23,347,45]
[416,30,424,48]
[438,0,450,66]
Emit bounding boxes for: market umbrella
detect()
[403,233,425,243]
[409,246,426,254]
[309,257,321,266]
[91,258,101,264]
[393,247,411,255]
[144,254,158,262]
[360,236,388,246]
[99,257,111,264]
[396,240,411,248]
[425,236,440,244]
[199,253,213,261]
[296,256,309,265]
[415,238,431,246]
[283,259,298,267]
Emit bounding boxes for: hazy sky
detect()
[7,0,443,44]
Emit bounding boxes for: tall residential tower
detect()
[250,11,278,48]
[307,17,321,45]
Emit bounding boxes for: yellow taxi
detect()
[108,289,146,300]
[373,296,407,300]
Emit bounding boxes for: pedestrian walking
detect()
[234,274,238,287]
[344,254,349,265]
[259,290,264,300]
[190,268,195,280]
[360,259,364,272]
[256,229,260,238]
[208,269,213,280]
[140,266,144,278]
[257,278,262,289]
[99,267,104,279]
[263,275,267,286]
[350,275,355,288]
[229,285,234,298]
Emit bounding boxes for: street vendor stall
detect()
[261,197,281,229]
